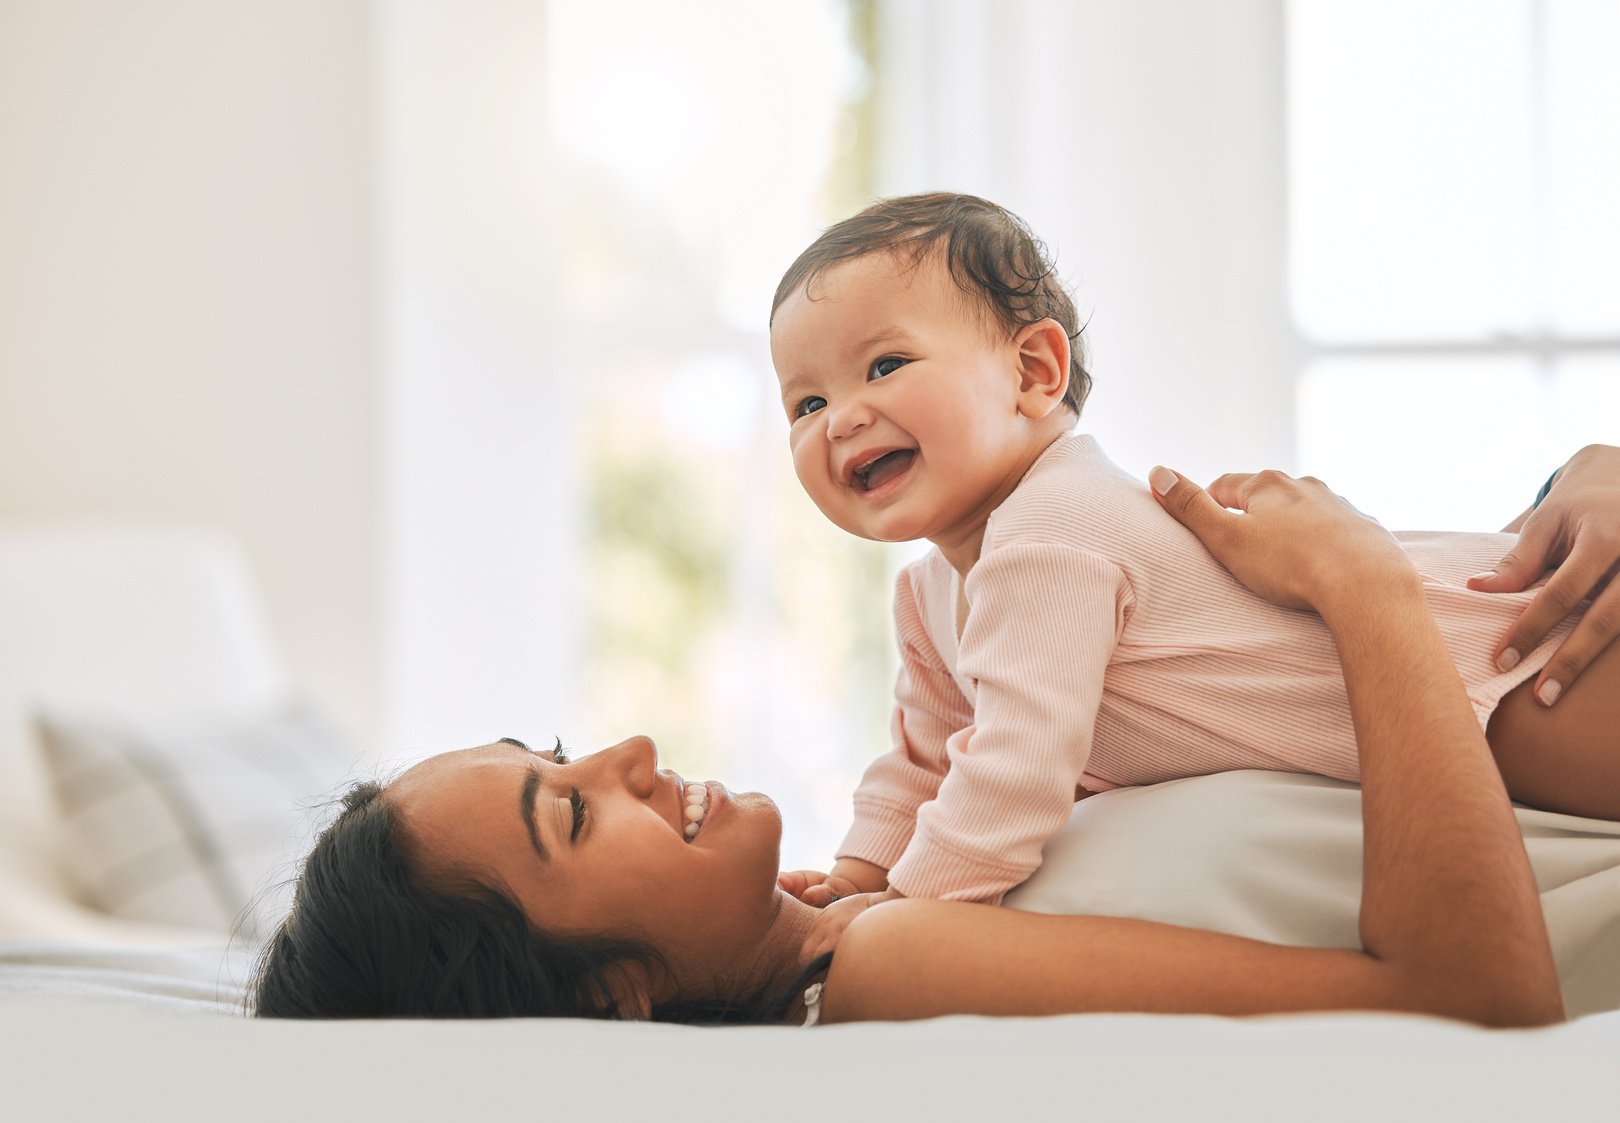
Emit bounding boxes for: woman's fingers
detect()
[1482,539,1606,669]
[1527,571,1620,706]
[1150,465,1411,613]
[1467,513,1562,595]
[1206,472,1258,511]
[1150,467,1241,547]
[1469,443,1620,703]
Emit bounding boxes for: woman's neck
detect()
[740,892,823,1017]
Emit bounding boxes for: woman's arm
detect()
[823,471,1563,1028]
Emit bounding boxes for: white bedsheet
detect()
[4,993,1615,1121]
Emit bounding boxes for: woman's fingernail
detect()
[1538,680,1562,707]
[1498,647,1521,672]
[1469,570,1497,584]
[1149,466,1178,496]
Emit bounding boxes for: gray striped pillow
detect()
[35,700,357,941]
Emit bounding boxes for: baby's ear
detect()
[1012,318,1071,419]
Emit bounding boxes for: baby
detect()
[767,193,1619,947]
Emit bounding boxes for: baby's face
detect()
[770,251,1054,557]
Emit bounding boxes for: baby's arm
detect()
[779,857,887,907]
[885,543,1128,904]
[825,568,974,886]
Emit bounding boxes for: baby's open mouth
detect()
[856,449,916,491]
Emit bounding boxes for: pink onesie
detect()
[837,433,1574,904]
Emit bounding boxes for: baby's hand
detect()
[799,889,900,964]
[777,869,863,908]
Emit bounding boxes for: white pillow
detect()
[1005,769,1620,1018]
[34,699,358,941]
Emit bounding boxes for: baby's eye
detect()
[870,356,907,379]
[794,396,827,419]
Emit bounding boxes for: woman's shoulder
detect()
[818,899,957,1023]
[818,898,1051,1024]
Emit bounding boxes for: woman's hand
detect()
[1147,466,1416,613]
[1466,444,1620,705]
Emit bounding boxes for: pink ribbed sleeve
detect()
[893,543,1130,902]
[839,544,1133,904]
[835,567,969,873]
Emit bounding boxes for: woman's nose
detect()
[598,735,658,795]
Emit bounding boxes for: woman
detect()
[253,455,1620,1026]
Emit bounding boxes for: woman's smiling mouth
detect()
[683,781,712,842]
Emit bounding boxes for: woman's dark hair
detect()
[251,781,815,1024]
[771,191,1092,416]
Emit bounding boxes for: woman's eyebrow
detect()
[498,736,531,752]
[519,768,549,862]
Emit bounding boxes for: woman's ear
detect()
[1011,319,1071,420]
[602,961,654,1020]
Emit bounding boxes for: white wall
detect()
[379,1,582,757]
[876,0,1293,484]
[0,0,382,747]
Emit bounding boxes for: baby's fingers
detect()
[800,909,853,964]
[800,874,861,909]
[800,884,838,908]
[776,869,826,900]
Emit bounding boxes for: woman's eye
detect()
[870,356,906,379]
[549,738,571,765]
[569,788,587,841]
[794,396,827,419]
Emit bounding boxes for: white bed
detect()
[3,526,1617,1121]
[3,947,1617,1121]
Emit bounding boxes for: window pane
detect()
[1288,0,1534,342]
[1297,357,1546,531]
[545,0,884,871]
[1549,356,1620,452]
[1546,0,1620,334]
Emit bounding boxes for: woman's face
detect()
[385,736,787,997]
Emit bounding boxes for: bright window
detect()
[545,0,887,868]
[1289,0,1620,531]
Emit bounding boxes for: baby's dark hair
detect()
[771,192,1092,416]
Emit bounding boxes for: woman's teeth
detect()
[683,782,711,842]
